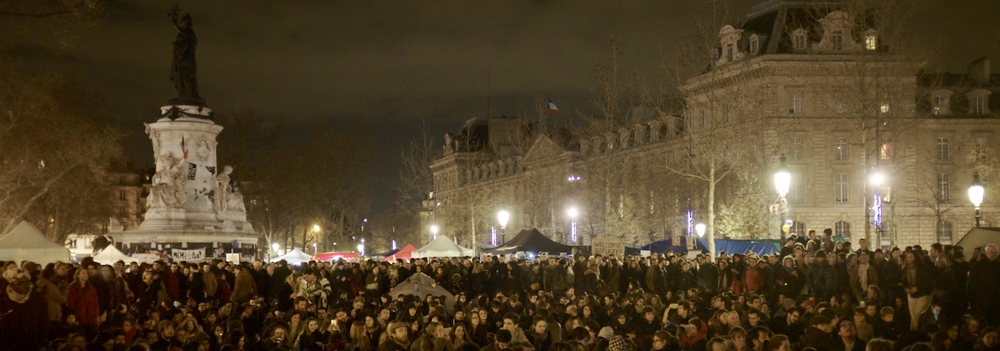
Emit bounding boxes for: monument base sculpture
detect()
[113,104,256,257]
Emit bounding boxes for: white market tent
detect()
[411,236,474,258]
[270,248,313,265]
[93,246,133,265]
[0,221,70,266]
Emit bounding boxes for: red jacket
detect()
[67,282,101,326]
[743,267,764,293]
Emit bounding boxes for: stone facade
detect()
[430,1,1000,250]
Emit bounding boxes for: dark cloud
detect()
[1,0,997,215]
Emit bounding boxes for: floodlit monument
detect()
[113,8,256,257]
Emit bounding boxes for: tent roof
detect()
[487,228,574,254]
[93,246,132,265]
[312,252,360,261]
[0,221,66,249]
[388,272,456,309]
[695,238,780,256]
[956,227,1000,250]
[0,221,70,265]
[271,248,314,264]
[384,244,418,262]
[413,236,473,258]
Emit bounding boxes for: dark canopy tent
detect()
[640,238,691,254]
[485,228,575,254]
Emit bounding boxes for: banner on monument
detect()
[591,238,625,257]
[171,248,205,261]
[131,253,164,264]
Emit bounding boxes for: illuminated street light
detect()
[430,225,439,241]
[567,207,580,244]
[773,154,790,245]
[313,224,320,232]
[695,223,706,238]
[870,172,885,187]
[970,172,985,227]
[272,242,280,251]
[498,210,510,244]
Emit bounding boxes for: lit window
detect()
[836,138,850,161]
[880,140,893,160]
[934,96,945,115]
[836,173,849,203]
[865,32,877,50]
[880,104,890,113]
[831,30,843,50]
[750,36,760,55]
[937,137,950,160]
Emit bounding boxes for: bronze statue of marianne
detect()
[169,6,204,106]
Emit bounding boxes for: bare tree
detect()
[0,61,122,241]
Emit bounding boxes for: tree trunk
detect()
[708,166,717,259]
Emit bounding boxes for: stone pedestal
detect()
[117,104,257,257]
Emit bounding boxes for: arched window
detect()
[937,221,953,245]
[792,29,808,50]
[835,221,851,241]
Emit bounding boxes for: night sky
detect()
[2,0,998,217]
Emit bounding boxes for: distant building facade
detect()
[430,0,1000,250]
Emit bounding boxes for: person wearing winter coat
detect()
[36,268,67,328]
[230,264,256,304]
[527,317,553,351]
[67,267,101,334]
[850,254,880,304]
[409,322,455,351]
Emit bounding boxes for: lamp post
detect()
[312,225,321,254]
[773,154,791,246]
[870,171,885,246]
[430,225,439,241]
[497,210,510,244]
[970,172,985,227]
[566,207,580,245]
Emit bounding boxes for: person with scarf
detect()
[902,250,933,331]
[681,317,708,351]
[298,268,331,309]
[850,253,880,304]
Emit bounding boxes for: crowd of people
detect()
[2,228,999,351]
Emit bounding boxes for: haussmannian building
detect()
[429,0,1000,251]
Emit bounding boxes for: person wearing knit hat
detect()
[150,321,175,351]
[608,335,635,351]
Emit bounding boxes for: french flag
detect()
[547,98,559,116]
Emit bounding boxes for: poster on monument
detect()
[183,138,217,211]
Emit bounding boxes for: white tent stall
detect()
[93,246,133,265]
[0,221,70,266]
[411,236,474,258]
[270,248,314,265]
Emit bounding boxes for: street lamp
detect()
[358,238,365,256]
[773,154,791,245]
[430,225,439,241]
[313,224,320,233]
[566,207,579,244]
[970,172,985,227]
[695,223,706,238]
[497,210,510,244]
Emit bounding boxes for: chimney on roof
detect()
[968,58,991,85]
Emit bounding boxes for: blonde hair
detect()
[350,321,371,351]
